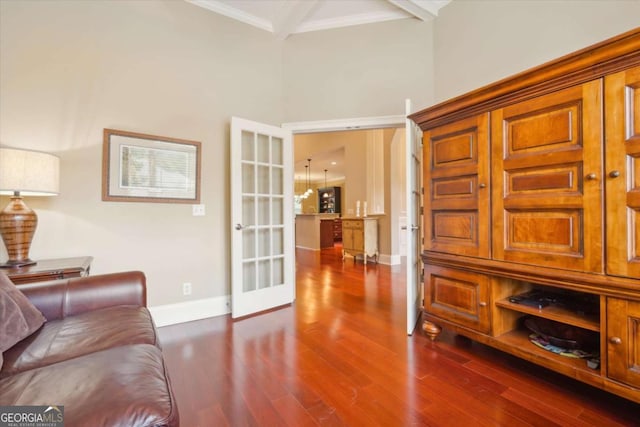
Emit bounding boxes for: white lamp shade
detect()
[0,147,60,196]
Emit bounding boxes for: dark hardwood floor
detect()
[158,245,640,426]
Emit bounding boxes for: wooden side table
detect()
[3,256,93,285]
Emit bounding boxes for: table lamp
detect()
[0,147,60,267]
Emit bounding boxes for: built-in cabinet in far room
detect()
[318,187,341,214]
[410,28,640,404]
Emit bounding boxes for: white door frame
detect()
[282,114,405,134]
[284,112,419,332]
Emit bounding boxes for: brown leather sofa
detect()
[0,271,179,426]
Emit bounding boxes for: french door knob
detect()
[235,224,244,230]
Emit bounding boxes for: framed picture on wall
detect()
[102,128,201,203]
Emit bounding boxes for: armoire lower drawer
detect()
[424,265,491,334]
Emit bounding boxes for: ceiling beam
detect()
[386,0,438,21]
[186,0,272,32]
[273,0,320,40]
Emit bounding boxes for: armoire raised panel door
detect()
[607,297,640,389]
[605,66,640,279]
[423,265,491,334]
[491,82,604,273]
[423,114,490,258]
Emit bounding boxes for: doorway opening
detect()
[285,116,407,266]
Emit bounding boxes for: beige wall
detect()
[434,0,640,102]
[283,18,435,121]
[2,0,637,309]
[0,0,284,306]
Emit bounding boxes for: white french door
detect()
[230,117,295,319]
[405,100,423,335]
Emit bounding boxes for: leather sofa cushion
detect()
[0,305,158,378]
[0,273,46,369]
[0,344,178,427]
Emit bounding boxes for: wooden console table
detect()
[3,256,93,285]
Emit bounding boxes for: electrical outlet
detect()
[192,204,205,216]
[182,282,192,296]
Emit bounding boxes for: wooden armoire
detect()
[409,28,640,403]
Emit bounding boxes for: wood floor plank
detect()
[159,244,640,426]
[501,388,593,427]
[420,374,538,427]
[271,393,318,427]
[463,359,586,417]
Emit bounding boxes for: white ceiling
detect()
[187,0,451,40]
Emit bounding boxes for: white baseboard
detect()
[295,245,319,251]
[149,296,230,327]
[378,253,402,265]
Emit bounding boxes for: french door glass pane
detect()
[242,196,255,226]
[273,257,284,286]
[258,197,270,225]
[242,131,254,161]
[258,165,270,194]
[272,167,283,195]
[242,163,255,193]
[258,228,270,257]
[272,198,283,225]
[243,261,256,292]
[258,260,271,289]
[242,229,255,259]
[272,137,283,165]
[257,134,269,163]
[272,228,283,255]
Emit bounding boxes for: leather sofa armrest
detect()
[19,271,147,321]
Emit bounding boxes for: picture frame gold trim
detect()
[102,128,201,204]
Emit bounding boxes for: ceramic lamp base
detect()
[0,196,38,267]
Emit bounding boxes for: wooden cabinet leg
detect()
[422,320,442,341]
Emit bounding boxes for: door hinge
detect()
[420,206,424,215]
[421,187,424,195]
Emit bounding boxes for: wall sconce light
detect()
[0,147,60,267]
